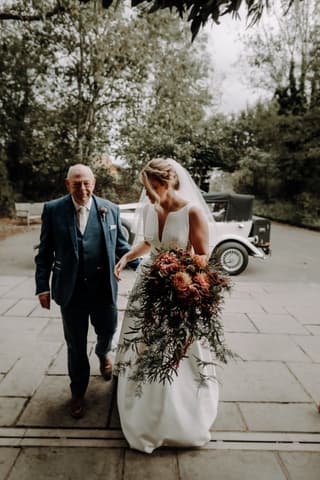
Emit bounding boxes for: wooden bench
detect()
[15,202,44,226]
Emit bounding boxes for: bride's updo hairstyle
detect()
[132,157,213,243]
[140,158,180,191]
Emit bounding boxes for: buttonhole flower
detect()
[100,206,108,221]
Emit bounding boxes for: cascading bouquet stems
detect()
[116,248,234,394]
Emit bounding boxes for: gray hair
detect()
[66,164,95,179]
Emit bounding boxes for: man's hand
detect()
[39,293,50,310]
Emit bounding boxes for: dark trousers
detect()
[60,279,117,398]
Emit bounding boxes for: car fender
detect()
[210,233,265,259]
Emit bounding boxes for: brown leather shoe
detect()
[69,396,85,419]
[100,356,112,381]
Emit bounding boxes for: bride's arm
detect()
[189,206,209,257]
[114,241,151,281]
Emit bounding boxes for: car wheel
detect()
[213,242,249,275]
[120,219,135,244]
[121,223,130,243]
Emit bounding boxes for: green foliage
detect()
[115,248,233,394]
[0,2,216,211]
[0,150,15,216]
[242,0,319,115]
[274,108,320,197]
[232,147,281,201]
[254,196,320,228]
[116,11,214,185]
[0,1,300,40]
[79,0,296,40]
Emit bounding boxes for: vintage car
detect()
[203,192,271,275]
[120,192,271,275]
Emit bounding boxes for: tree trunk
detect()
[0,154,15,217]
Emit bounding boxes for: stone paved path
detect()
[0,228,320,479]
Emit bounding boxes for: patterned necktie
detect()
[77,206,87,234]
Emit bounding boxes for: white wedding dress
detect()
[115,204,219,453]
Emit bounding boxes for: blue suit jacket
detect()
[35,194,135,307]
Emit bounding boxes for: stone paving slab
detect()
[262,282,320,297]
[124,449,179,480]
[285,303,320,326]
[0,299,18,315]
[226,332,310,362]
[292,336,320,362]
[0,276,27,288]
[48,341,112,376]
[1,315,46,338]
[6,447,124,480]
[0,398,27,427]
[221,312,258,333]
[220,361,310,402]
[239,403,320,432]
[247,312,309,335]
[224,298,265,314]
[231,282,267,296]
[286,363,320,403]
[29,302,61,318]
[47,345,68,375]
[0,341,61,397]
[0,351,20,375]
[2,278,36,300]
[37,319,64,342]
[279,452,320,480]
[305,325,320,335]
[247,296,289,315]
[0,447,20,479]
[17,375,112,428]
[0,338,47,375]
[0,269,320,478]
[211,402,247,431]
[5,299,38,317]
[290,310,320,325]
[178,450,287,480]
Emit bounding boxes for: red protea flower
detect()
[155,252,180,275]
[193,272,210,292]
[192,254,207,269]
[172,271,192,293]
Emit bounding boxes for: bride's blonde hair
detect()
[140,158,180,190]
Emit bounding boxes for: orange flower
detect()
[192,254,207,269]
[194,272,210,292]
[155,252,180,275]
[172,272,192,293]
[188,284,201,302]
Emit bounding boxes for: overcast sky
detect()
[203,14,264,115]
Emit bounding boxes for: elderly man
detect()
[35,164,137,419]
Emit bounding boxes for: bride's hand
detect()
[114,256,127,281]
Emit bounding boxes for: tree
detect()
[116,11,214,187]
[0,0,304,40]
[241,0,319,113]
[232,147,281,201]
[0,1,220,211]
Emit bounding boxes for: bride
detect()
[114,158,219,453]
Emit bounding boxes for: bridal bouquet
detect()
[117,248,233,391]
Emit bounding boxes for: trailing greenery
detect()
[115,248,233,395]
